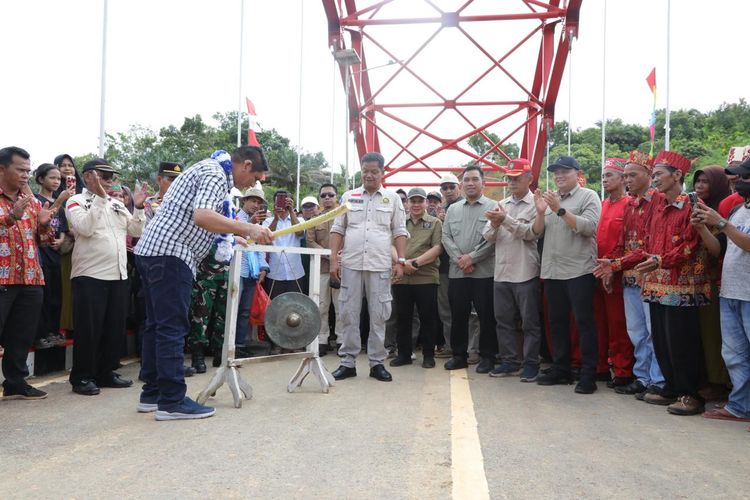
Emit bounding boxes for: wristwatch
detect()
[556,208,567,217]
[412,260,420,269]
[716,218,728,232]
[397,257,406,265]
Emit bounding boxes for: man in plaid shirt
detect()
[134,146,272,421]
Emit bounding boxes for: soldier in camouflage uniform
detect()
[187,244,230,373]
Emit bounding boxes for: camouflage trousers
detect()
[187,251,229,352]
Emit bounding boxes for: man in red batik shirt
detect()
[631,150,709,416]
[0,147,55,400]
[595,151,666,400]
[593,158,634,389]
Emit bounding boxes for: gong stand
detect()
[196,245,335,408]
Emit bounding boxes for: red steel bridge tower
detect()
[322,0,581,187]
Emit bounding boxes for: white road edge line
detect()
[450,369,490,500]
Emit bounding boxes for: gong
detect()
[264,292,321,350]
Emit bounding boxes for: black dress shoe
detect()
[575,380,598,394]
[72,380,100,396]
[607,376,633,389]
[369,364,392,382]
[422,357,435,369]
[184,366,196,377]
[97,373,133,388]
[332,365,357,380]
[389,357,412,367]
[444,356,468,370]
[615,380,646,395]
[318,344,328,357]
[476,357,494,374]
[536,371,573,386]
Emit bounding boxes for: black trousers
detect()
[0,285,43,391]
[265,279,302,299]
[393,283,438,359]
[545,274,598,381]
[70,277,129,385]
[649,303,704,399]
[448,277,497,359]
[37,258,62,340]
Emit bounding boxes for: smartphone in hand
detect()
[66,175,76,191]
[688,191,699,210]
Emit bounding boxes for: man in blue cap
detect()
[531,155,602,394]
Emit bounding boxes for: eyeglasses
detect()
[302,204,317,209]
[440,184,457,191]
[319,193,336,198]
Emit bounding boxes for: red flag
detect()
[245,98,260,147]
[645,68,656,95]
[645,68,657,157]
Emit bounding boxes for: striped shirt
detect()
[135,159,232,276]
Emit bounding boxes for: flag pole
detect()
[98,0,108,157]
[237,0,245,147]
[295,0,304,209]
[331,54,336,183]
[664,0,671,151]
[600,0,607,199]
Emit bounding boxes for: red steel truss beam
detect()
[322,0,582,188]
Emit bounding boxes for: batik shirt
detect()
[609,189,663,287]
[0,188,55,285]
[640,193,710,306]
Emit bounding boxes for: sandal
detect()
[702,407,750,422]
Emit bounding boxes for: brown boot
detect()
[644,392,678,406]
[667,395,704,416]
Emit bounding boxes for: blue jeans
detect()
[236,277,258,346]
[720,298,750,418]
[623,285,664,387]
[136,255,193,410]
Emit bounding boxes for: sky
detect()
[2,0,749,185]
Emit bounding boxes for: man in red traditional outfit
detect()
[630,151,709,415]
[593,158,634,389]
[595,151,666,399]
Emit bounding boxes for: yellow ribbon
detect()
[246,202,350,243]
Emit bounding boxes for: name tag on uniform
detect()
[422,222,432,229]
[349,198,364,204]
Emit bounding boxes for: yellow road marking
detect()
[450,369,490,500]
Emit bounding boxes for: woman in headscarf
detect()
[693,166,731,210]
[692,165,733,401]
[53,153,83,334]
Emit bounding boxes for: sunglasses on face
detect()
[320,193,336,198]
[96,170,115,180]
[440,184,457,191]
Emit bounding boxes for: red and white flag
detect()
[246,97,260,147]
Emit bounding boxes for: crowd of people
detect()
[0,143,749,428]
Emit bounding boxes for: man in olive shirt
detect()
[306,183,341,355]
[442,165,497,373]
[389,187,443,369]
[532,155,602,394]
[483,159,542,382]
